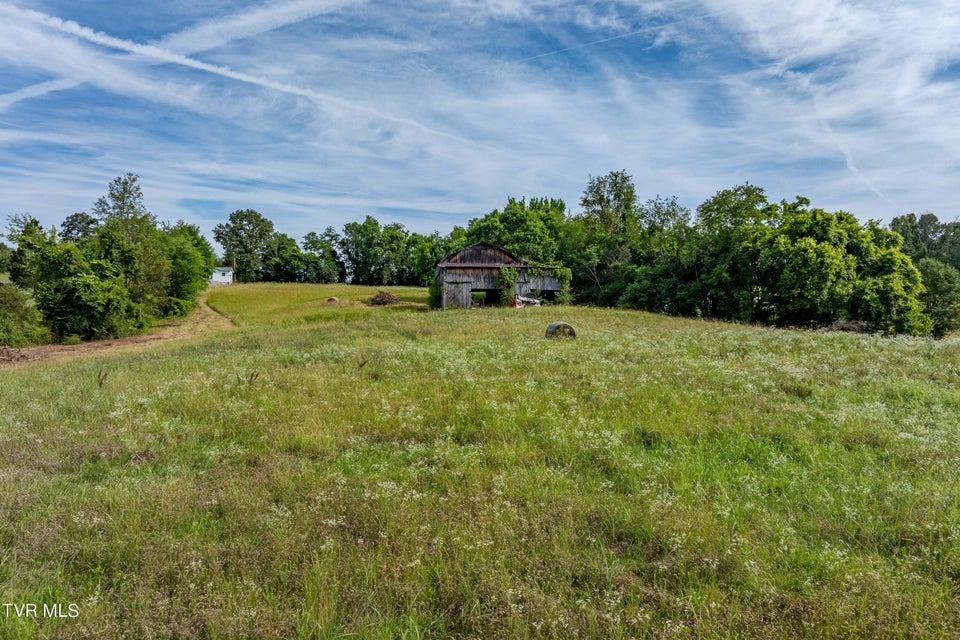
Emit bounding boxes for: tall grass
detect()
[1,284,958,638]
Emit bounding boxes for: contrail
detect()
[0,2,479,147]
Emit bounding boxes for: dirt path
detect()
[0,290,235,365]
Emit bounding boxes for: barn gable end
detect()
[434,242,563,309]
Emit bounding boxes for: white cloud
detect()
[1,0,959,246]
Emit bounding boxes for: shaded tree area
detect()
[890,213,960,338]
[5,174,216,342]
[563,172,936,336]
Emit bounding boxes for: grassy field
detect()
[1,283,959,638]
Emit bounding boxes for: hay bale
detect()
[326,297,340,303]
[370,290,399,306]
[545,321,576,339]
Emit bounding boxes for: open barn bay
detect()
[2,284,959,638]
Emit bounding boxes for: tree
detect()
[753,211,858,327]
[59,212,100,242]
[580,170,637,237]
[213,209,275,282]
[302,228,345,283]
[338,215,407,285]
[261,232,308,282]
[24,238,141,340]
[688,185,781,320]
[0,284,50,346]
[85,175,170,316]
[407,232,448,286]
[7,216,47,289]
[567,171,642,303]
[161,222,217,305]
[91,173,157,242]
[0,242,10,273]
[465,197,565,265]
[915,258,960,338]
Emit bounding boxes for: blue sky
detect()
[2,0,959,247]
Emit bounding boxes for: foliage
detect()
[465,197,565,265]
[30,242,141,340]
[161,221,217,304]
[427,279,442,309]
[0,241,12,272]
[302,228,346,283]
[567,171,639,303]
[0,284,50,346]
[58,211,100,242]
[7,215,46,289]
[7,175,217,342]
[497,266,519,303]
[213,209,275,282]
[916,258,960,338]
[604,184,933,335]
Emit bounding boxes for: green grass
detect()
[2,284,959,638]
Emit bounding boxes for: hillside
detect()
[2,284,958,639]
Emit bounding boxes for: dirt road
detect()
[0,291,235,365]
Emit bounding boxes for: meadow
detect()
[1,283,959,638]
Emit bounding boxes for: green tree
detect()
[466,197,565,265]
[7,216,47,289]
[58,212,100,242]
[0,285,50,346]
[915,258,960,338]
[25,238,141,340]
[846,222,931,335]
[339,215,410,285]
[567,171,642,303]
[161,222,217,306]
[261,233,308,282]
[302,228,345,283]
[380,222,410,285]
[0,241,14,273]
[580,170,637,238]
[91,173,157,242]
[213,209,275,282]
[87,175,170,316]
[407,232,448,286]
[689,185,781,320]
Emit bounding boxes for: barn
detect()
[434,241,564,309]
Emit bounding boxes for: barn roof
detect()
[435,241,529,269]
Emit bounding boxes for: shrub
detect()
[917,258,960,338]
[0,284,51,346]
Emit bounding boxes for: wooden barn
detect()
[434,241,564,309]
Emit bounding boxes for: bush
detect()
[35,274,142,341]
[917,258,960,338]
[0,285,51,346]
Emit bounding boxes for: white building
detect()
[210,267,234,285]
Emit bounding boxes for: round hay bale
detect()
[545,321,576,339]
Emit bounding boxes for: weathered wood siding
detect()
[435,242,564,309]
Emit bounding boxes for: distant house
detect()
[434,241,564,309]
[210,267,234,286]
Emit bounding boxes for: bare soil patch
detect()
[0,290,235,365]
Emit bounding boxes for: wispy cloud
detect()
[1,0,959,246]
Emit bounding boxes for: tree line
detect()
[3,170,959,345]
[212,171,959,338]
[2,174,215,344]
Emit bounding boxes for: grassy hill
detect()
[2,284,959,638]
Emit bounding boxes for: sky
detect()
[1,0,959,248]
